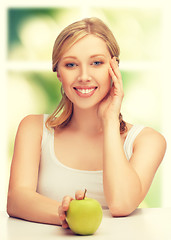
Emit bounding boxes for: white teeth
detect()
[76,88,95,94]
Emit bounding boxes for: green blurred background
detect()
[7,7,162,207]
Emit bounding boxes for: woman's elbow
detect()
[7,203,12,217]
[7,206,14,217]
[7,193,13,216]
[6,191,17,217]
[109,203,136,217]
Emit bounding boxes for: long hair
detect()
[46,17,127,133]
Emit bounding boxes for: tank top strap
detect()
[124,125,145,160]
[41,114,54,149]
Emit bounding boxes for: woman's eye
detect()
[92,61,103,66]
[65,63,77,68]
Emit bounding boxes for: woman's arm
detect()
[7,115,61,225]
[98,57,166,216]
[103,120,166,217]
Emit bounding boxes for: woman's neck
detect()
[69,106,102,135]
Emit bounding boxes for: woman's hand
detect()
[58,190,85,228]
[98,57,124,125]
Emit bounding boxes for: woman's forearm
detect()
[103,120,142,216]
[7,188,62,225]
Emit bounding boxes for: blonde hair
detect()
[46,17,127,133]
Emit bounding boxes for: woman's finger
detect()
[75,190,85,200]
[109,67,120,90]
[109,58,123,91]
[62,220,69,229]
[62,196,74,211]
[58,205,66,221]
[110,58,123,85]
[110,57,122,80]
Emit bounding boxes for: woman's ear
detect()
[57,72,62,82]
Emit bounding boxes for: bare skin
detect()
[7,35,166,229]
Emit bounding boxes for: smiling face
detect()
[57,34,112,110]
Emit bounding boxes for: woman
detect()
[7,17,166,228]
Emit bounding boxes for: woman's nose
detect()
[77,66,92,82]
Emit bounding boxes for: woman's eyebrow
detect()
[62,56,77,60]
[90,54,106,58]
[61,54,106,61]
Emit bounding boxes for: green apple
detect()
[66,189,103,235]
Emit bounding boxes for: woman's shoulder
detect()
[135,126,166,143]
[125,122,166,151]
[19,114,44,126]
[17,114,44,138]
[132,125,167,153]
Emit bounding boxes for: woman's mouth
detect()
[73,87,97,97]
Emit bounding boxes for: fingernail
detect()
[62,223,68,229]
[77,195,83,199]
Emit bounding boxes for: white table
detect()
[0,208,171,240]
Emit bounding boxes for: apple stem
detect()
[83,189,87,199]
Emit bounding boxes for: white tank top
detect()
[36,114,145,208]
